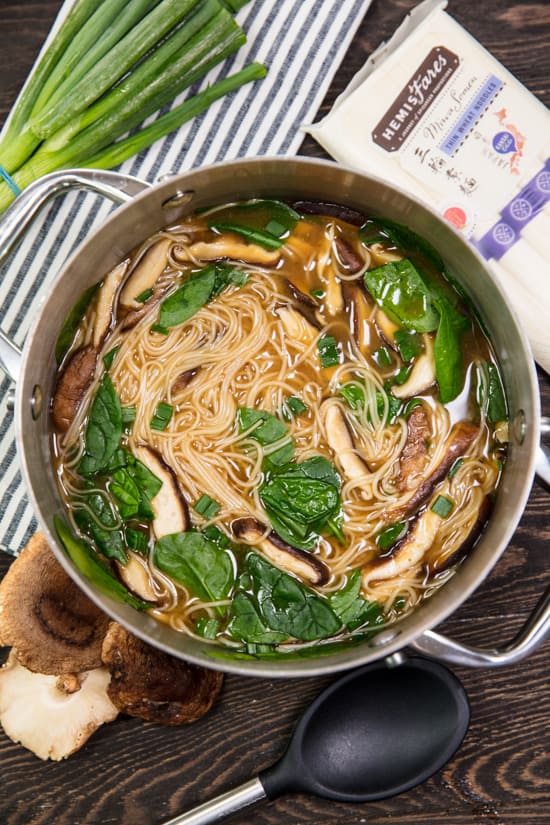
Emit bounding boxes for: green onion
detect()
[448,458,464,480]
[431,495,454,518]
[194,494,221,519]
[310,288,325,299]
[318,335,340,368]
[150,401,173,431]
[0,0,263,213]
[136,288,154,304]
[283,396,307,419]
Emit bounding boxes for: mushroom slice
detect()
[132,447,189,538]
[393,421,480,519]
[375,308,399,349]
[286,279,318,308]
[116,553,158,604]
[320,265,343,315]
[178,238,280,266]
[335,237,364,274]
[277,305,319,345]
[52,345,97,433]
[119,238,172,309]
[322,403,372,481]
[232,517,329,586]
[392,336,436,399]
[0,532,109,675]
[101,622,223,725]
[396,404,431,492]
[344,283,372,356]
[362,507,441,584]
[0,651,118,761]
[92,260,128,348]
[172,367,200,395]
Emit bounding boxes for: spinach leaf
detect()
[159,267,217,328]
[477,361,507,422]
[78,374,122,475]
[434,297,468,403]
[328,569,383,632]
[74,489,127,564]
[129,457,162,500]
[110,468,142,519]
[364,259,440,332]
[234,199,300,233]
[360,217,445,270]
[55,283,100,365]
[237,407,295,468]
[260,456,341,551]
[208,221,283,250]
[377,521,407,552]
[318,334,340,367]
[211,262,249,296]
[248,553,341,641]
[154,531,234,605]
[195,617,221,640]
[55,516,149,610]
[228,591,287,644]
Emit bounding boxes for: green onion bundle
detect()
[0,0,264,213]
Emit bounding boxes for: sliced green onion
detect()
[310,288,324,299]
[431,495,454,518]
[448,458,464,479]
[150,401,173,431]
[194,494,221,519]
[283,396,307,419]
[136,287,154,303]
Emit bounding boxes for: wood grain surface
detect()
[0,1,549,824]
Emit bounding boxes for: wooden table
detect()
[1,1,549,823]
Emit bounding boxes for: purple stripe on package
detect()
[501,159,550,231]
[439,74,503,156]
[474,220,518,261]
[473,156,550,260]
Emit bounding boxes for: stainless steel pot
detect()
[1,157,549,677]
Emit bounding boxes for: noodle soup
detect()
[51,199,507,654]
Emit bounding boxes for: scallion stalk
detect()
[30,0,203,139]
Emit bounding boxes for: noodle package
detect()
[305,0,550,373]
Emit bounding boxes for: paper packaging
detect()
[306,0,550,373]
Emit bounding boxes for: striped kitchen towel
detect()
[0,0,372,554]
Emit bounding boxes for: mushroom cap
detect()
[0,532,110,674]
[101,622,223,725]
[0,650,118,761]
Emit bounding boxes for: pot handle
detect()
[409,584,550,667]
[0,168,149,383]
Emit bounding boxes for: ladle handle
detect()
[409,584,550,667]
[161,777,267,825]
[0,168,148,383]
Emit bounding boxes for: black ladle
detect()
[163,656,470,825]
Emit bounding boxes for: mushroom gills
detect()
[232,517,329,586]
[396,404,431,491]
[0,651,117,761]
